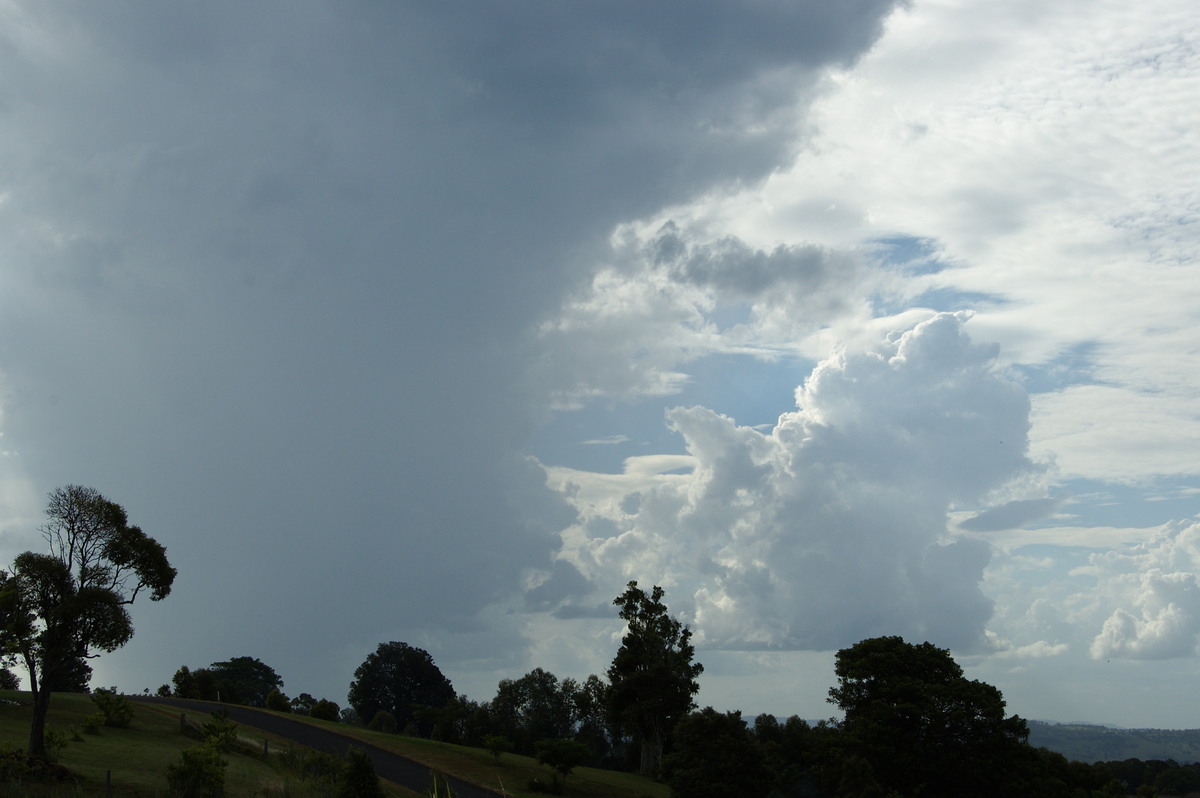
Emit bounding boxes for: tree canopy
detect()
[606,581,702,776]
[828,635,1033,797]
[207,656,284,707]
[347,641,454,736]
[664,707,771,798]
[0,485,176,758]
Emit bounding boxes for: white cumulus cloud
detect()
[548,312,1042,652]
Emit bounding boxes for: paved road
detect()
[132,697,503,798]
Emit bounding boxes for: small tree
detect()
[166,742,227,797]
[664,708,770,798]
[535,738,592,782]
[0,485,176,759]
[291,692,317,715]
[483,734,512,764]
[206,656,283,707]
[266,688,292,713]
[348,642,454,736]
[337,746,384,798]
[91,687,135,728]
[369,709,398,733]
[311,698,341,722]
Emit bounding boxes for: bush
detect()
[91,687,135,728]
[368,710,397,733]
[82,712,105,735]
[534,738,591,781]
[278,745,341,794]
[310,698,340,722]
[483,734,512,763]
[166,743,227,797]
[43,727,69,760]
[337,747,383,798]
[0,747,30,782]
[266,688,292,713]
[201,710,240,752]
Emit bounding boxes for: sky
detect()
[1,0,1198,729]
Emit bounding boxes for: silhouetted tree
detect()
[606,581,702,776]
[829,636,1031,797]
[347,642,454,736]
[311,698,341,722]
[0,485,176,758]
[490,668,577,754]
[207,656,283,707]
[664,707,770,798]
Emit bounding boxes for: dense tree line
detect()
[155,580,1200,797]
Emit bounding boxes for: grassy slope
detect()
[0,692,668,798]
[198,707,670,798]
[0,690,416,797]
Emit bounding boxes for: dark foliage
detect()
[664,707,771,798]
[828,636,1034,797]
[45,653,92,693]
[207,656,284,707]
[0,485,176,759]
[347,641,454,737]
[311,698,341,722]
[606,581,702,776]
[336,746,384,798]
[534,737,592,781]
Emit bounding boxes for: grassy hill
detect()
[0,691,668,798]
[1029,720,1200,764]
[205,707,670,798]
[0,690,397,797]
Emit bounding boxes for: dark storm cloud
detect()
[0,0,904,697]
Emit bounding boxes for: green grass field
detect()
[0,692,668,798]
[0,691,414,797]
[256,712,670,798]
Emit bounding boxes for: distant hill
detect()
[1029,721,1200,764]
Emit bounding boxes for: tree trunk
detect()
[639,722,664,777]
[28,682,52,759]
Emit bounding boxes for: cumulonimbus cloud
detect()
[547,312,1043,653]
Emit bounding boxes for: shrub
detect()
[310,698,340,722]
[483,734,512,763]
[337,747,383,798]
[82,712,105,734]
[266,688,292,713]
[368,710,397,733]
[43,727,69,760]
[201,710,240,752]
[0,747,29,782]
[166,742,227,797]
[534,738,591,782]
[91,687,135,728]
